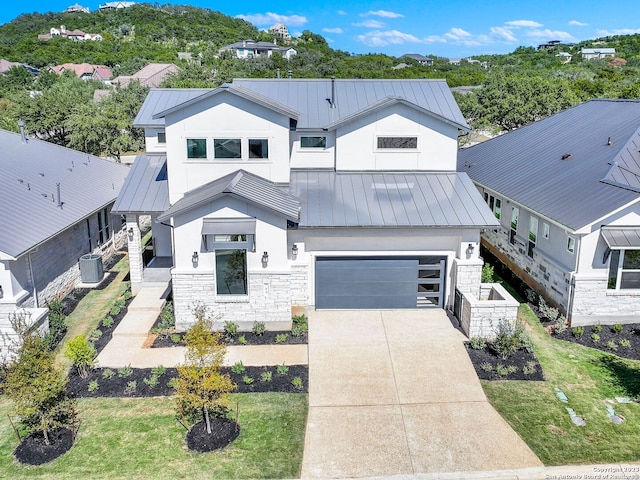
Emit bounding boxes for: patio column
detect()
[453,257,483,300]
[126,214,144,288]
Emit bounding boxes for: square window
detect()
[249,139,268,158]
[567,236,575,254]
[377,136,418,149]
[187,138,207,158]
[215,249,247,295]
[542,223,550,240]
[214,139,241,158]
[157,132,166,144]
[301,136,327,148]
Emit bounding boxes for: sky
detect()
[2,1,640,58]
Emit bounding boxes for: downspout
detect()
[27,250,38,308]
[567,234,582,323]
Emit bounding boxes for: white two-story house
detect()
[114,79,501,332]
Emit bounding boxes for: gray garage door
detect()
[315,256,445,309]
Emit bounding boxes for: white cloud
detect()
[353,20,385,28]
[569,20,588,26]
[236,12,308,27]
[356,29,420,47]
[597,27,640,36]
[337,10,347,15]
[526,29,574,41]
[444,27,472,40]
[361,10,403,18]
[490,26,518,42]
[505,20,543,28]
[323,27,344,34]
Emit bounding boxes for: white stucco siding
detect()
[144,128,167,153]
[164,93,291,203]
[335,103,459,171]
[151,216,173,257]
[289,131,336,169]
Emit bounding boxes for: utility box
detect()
[79,254,104,283]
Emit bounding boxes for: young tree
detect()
[175,308,236,434]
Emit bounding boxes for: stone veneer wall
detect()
[571,276,640,326]
[459,283,520,339]
[290,264,309,308]
[172,271,292,331]
[453,257,483,300]
[126,214,144,286]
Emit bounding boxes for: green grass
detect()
[482,305,640,465]
[0,393,307,479]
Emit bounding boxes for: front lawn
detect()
[0,393,307,479]
[483,305,640,465]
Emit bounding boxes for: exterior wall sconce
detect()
[192,251,199,268]
[262,251,269,267]
[0,285,3,299]
[127,227,134,241]
[292,244,298,256]
[466,243,475,256]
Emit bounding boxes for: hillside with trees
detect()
[0,3,639,156]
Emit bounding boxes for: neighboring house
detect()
[556,52,572,64]
[64,3,90,13]
[268,23,291,41]
[458,99,640,326]
[581,48,616,60]
[92,66,113,83]
[0,126,129,359]
[537,40,562,50]
[99,1,135,10]
[391,63,410,70]
[38,25,102,42]
[112,63,180,88]
[0,59,39,75]
[448,58,461,66]
[466,58,489,69]
[114,79,507,337]
[402,54,433,66]
[48,63,104,80]
[219,40,297,60]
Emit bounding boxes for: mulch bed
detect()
[90,295,134,355]
[13,427,74,465]
[465,344,545,381]
[66,365,308,398]
[151,331,308,348]
[186,419,240,453]
[553,323,640,361]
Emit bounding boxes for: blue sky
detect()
[2,1,640,58]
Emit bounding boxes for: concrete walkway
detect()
[301,310,543,479]
[96,283,308,368]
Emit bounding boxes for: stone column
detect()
[453,257,483,300]
[126,214,144,289]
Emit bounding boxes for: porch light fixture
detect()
[192,251,199,268]
[262,251,269,267]
[291,244,298,256]
[127,227,134,241]
[466,243,475,255]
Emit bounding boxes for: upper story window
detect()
[528,216,538,258]
[248,139,269,159]
[377,136,418,149]
[214,139,241,159]
[157,132,166,144]
[567,236,576,254]
[301,136,327,148]
[510,207,519,245]
[187,138,207,159]
[608,249,640,290]
[484,192,501,219]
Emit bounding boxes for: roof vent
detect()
[18,119,26,143]
[561,153,572,160]
[607,137,612,146]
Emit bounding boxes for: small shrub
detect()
[276,363,289,375]
[123,290,133,301]
[238,334,247,345]
[620,338,632,348]
[260,371,273,382]
[64,335,97,379]
[153,301,175,339]
[124,380,137,394]
[593,322,603,333]
[151,365,166,377]
[167,377,179,389]
[242,375,254,385]
[102,368,116,380]
[469,337,487,350]
[170,334,182,344]
[88,329,103,343]
[231,361,246,374]
[525,289,538,305]
[606,340,618,351]
[523,361,538,375]
[88,380,99,392]
[492,319,530,360]
[496,364,517,377]
[143,375,159,389]
[612,323,624,334]
[115,298,126,309]
[110,305,121,317]
[224,321,239,338]
[480,362,493,372]
[291,322,308,337]
[102,316,114,328]
[572,326,585,337]
[291,377,304,390]
[554,315,568,334]
[591,333,601,343]
[292,314,308,325]
[252,321,266,336]
[275,333,289,344]
[118,364,133,378]
[481,263,494,283]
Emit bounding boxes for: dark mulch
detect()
[151,331,308,348]
[553,323,640,361]
[186,418,240,453]
[67,365,308,398]
[90,295,134,355]
[465,344,545,381]
[13,427,74,465]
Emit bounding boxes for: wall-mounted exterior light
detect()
[192,251,199,268]
[292,244,298,256]
[128,227,134,241]
[466,243,475,256]
[262,251,269,267]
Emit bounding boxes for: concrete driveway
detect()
[300,310,543,479]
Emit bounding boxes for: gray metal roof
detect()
[458,99,640,231]
[112,154,169,214]
[157,170,301,222]
[289,170,498,228]
[0,129,129,259]
[602,227,640,249]
[134,88,213,128]
[145,78,468,132]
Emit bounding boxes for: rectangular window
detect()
[484,193,501,219]
[157,131,166,144]
[608,249,640,290]
[510,207,519,245]
[97,207,110,245]
[214,138,241,159]
[301,136,327,148]
[567,236,575,254]
[542,222,550,240]
[248,139,268,159]
[377,136,418,149]
[528,216,538,258]
[215,249,247,295]
[494,198,501,220]
[187,138,207,158]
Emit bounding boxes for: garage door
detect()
[315,256,445,309]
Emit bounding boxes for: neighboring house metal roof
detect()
[458,99,640,231]
[0,129,129,259]
[146,78,468,131]
[134,88,213,127]
[111,154,169,214]
[157,170,301,222]
[403,54,432,62]
[289,170,499,228]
